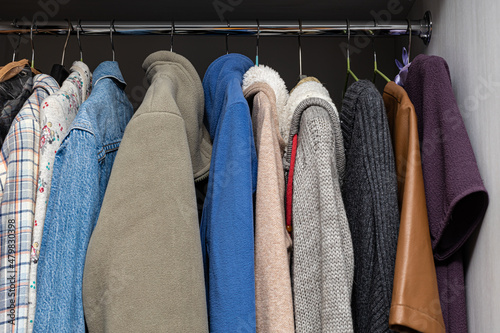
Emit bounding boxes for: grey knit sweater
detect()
[283,78,354,333]
[340,80,399,333]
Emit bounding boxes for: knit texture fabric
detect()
[340,80,399,333]
[283,78,354,333]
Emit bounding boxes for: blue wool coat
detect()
[200,54,257,332]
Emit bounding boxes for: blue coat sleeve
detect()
[33,129,99,333]
[201,101,258,333]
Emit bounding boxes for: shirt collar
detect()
[33,74,60,94]
[92,61,126,89]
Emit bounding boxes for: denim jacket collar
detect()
[92,61,126,89]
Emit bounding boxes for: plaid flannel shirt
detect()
[0,74,59,332]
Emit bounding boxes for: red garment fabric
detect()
[286,134,298,236]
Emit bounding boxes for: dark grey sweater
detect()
[340,80,399,333]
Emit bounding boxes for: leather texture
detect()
[383,81,445,333]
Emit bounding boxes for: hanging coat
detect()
[28,61,92,333]
[33,62,133,333]
[201,53,257,333]
[383,81,445,333]
[83,51,211,332]
[0,59,36,146]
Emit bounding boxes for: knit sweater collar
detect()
[280,76,337,140]
[282,77,345,180]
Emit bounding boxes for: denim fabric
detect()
[33,62,133,333]
[0,65,34,146]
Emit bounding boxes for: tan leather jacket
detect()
[383,82,445,333]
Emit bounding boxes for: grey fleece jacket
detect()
[340,80,399,333]
[83,51,211,332]
[283,78,354,333]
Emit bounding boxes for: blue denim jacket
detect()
[33,62,133,333]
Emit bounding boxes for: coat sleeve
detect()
[34,130,99,333]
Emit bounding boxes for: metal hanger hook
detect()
[346,19,351,62]
[372,19,377,64]
[226,20,230,54]
[256,19,260,66]
[170,21,175,52]
[406,19,412,60]
[11,19,21,62]
[77,19,83,61]
[30,18,37,68]
[298,19,303,77]
[61,19,73,66]
[110,19,116,61]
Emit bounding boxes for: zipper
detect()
[195,169,210,183]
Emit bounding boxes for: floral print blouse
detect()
[27,61,91,333]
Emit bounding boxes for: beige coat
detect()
[242,65,294,332]
[83,51,211,332]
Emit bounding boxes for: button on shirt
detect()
[33,62,133,333]
[0,74,59,332]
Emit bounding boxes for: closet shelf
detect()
[0,11,432,45]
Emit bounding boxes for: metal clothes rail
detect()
[0,11,432,45]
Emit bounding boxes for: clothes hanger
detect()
[296,19,308,81]
[11,19,21,62]
[371,21,390,83]
[343,19,359,98]
[225,20,230,54]
[77,20,84,61]
[12,34,21,62]
[406,19,412,60]
[110,20,116,61]
[298,19,303,80]
[170,21,175,52]
[61,19,73,67]
[255,19,260,66]
[30,18,36,69]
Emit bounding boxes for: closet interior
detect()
[0,0,498,332]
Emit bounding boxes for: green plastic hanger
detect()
[343,20,359,98]
[371,23,390,84]
[373,52,390,83]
